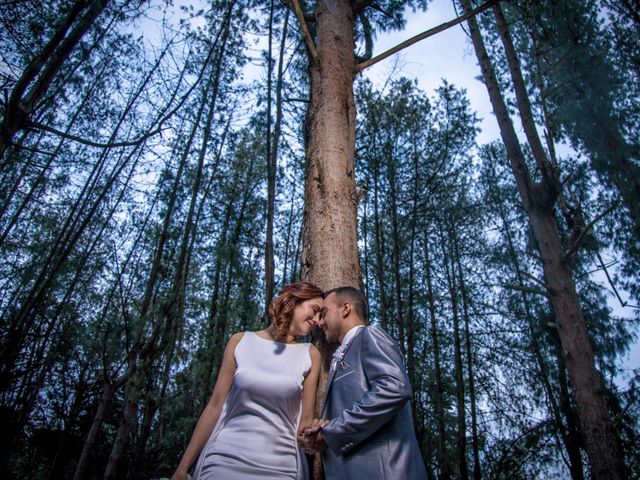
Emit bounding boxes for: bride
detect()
[171,282,324,480]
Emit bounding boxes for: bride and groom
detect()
[172,283,427,479]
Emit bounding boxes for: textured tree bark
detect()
[301,0,361,290]
[461,1,626,477]
[554,334,586,480]
[407,142,420,395]
[298,3,361,478]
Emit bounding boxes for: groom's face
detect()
[319,292,343,343]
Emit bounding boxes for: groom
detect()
[299,286,427,479]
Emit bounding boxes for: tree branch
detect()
[563,204,617,261]
[289,0,319,63]
[519,270,546,288]
[358,0,499,71]
[357,12,373,63]
[353,0,375,15]
[27,121,168,149]
[593,251,640,309]
[368,2,392,17]
[20,3,236,152]
[502,283,549,298]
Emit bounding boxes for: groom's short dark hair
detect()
[323,286,368,323]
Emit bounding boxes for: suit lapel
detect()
[320,327,365,417]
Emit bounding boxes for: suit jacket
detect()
[320,325,427,479]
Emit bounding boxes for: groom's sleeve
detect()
[321,326,412,456]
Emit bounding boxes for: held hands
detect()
[298,418,330,455]
[170,468,189,480]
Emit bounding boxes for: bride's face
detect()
[288,298,323,336]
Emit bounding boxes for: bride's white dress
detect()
[192,331,312,479]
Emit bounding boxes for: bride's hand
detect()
[170,468,189,480]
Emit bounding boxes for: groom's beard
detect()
[311,325,339,370]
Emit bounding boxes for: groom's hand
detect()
[298,418,329,454]
[303,418,329,436]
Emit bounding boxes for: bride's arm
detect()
[299,344,321,432]
[171,332,244,480]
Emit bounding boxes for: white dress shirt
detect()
[330,325,365,371]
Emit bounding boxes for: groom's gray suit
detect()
[320,325,427,479]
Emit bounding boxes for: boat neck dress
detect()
[192,331,312,480]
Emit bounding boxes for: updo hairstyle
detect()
[267,282,324,339]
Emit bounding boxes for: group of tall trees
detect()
[0,0,638,479]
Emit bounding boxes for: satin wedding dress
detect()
[192,331,311,480]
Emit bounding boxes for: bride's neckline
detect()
[253,331,305,345]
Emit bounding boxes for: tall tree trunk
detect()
[103,371,143,480]
[372,157,388,330]
[297,5,361,478]
[202,204,232,404]
[554,332,586,480]
[441,221,468,480]
[461,1,626,478]
[484,149,584,480]
[265,4,289,307]
[407,136,420,395]
[281,177,298,285]
[127,383,156,480]
[388,158,405,352]
[265,0,276,308]
[424,225,450,480]
[301,0,360,290]
[453,232,481,480]
[72,381,117,480]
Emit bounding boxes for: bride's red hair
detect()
[268,282,323,339]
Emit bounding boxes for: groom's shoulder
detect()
[362,324,399,348]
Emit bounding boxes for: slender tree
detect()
[459,1,626,477]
